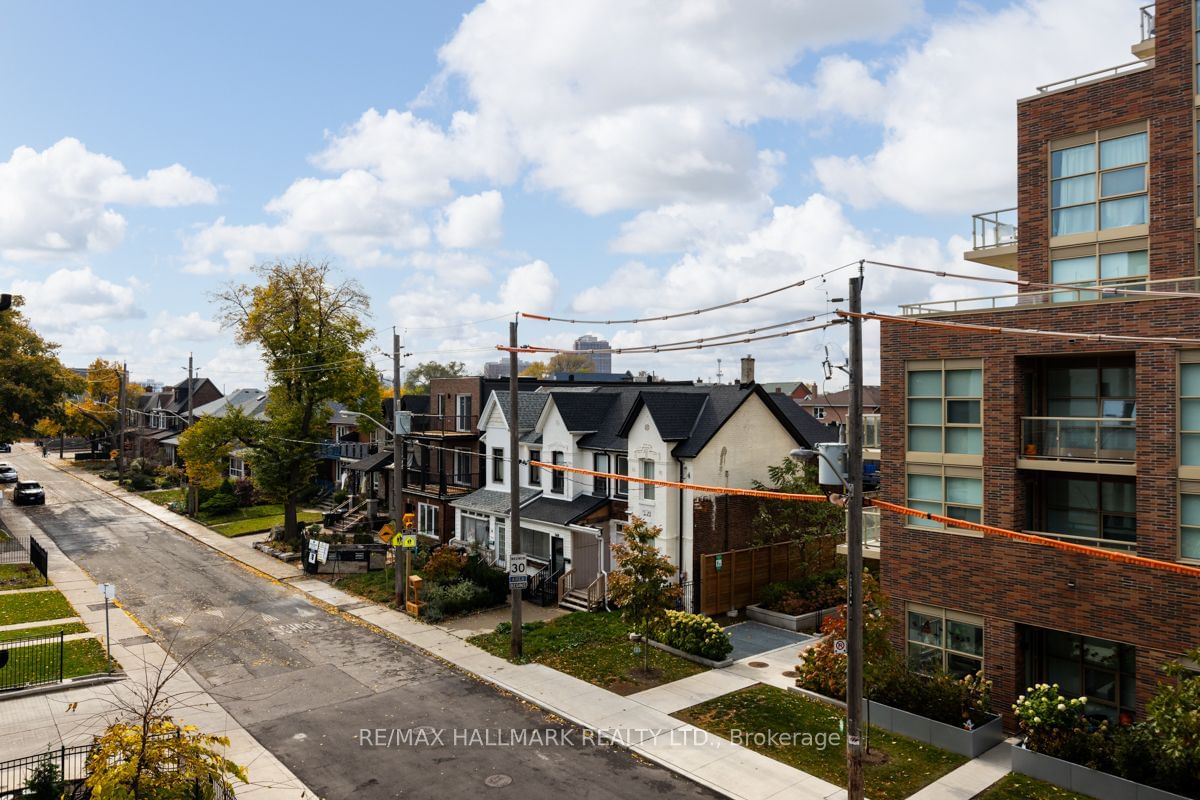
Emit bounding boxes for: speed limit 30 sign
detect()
[508,554,529,588]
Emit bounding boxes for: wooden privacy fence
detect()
[698,538,834,615]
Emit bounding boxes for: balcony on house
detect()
[1020,417,1135,464]
[900,275,1200,318]
[318,439,374,461]
[1024,473,1137,553]
[963,208,1017,270]
[839,507,881,560]
[1132,3,1155,60]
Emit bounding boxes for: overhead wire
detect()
[842,309,1200,346]
[498,318,847,356]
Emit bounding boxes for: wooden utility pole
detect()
[186,354,197,514]
[845,269,865,800]
[393,331,405,606]
[509,320,523,658]
[116,364,127,479]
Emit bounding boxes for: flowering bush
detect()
[654,610,732,661]
[1013,683,1109,768]
[422,546,467,585]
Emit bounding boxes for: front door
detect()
[551,536,565,576]
[571,530,600,585]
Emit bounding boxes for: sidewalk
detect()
[51,458,1014,800]
[0,470,311,799]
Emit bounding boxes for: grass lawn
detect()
[975,773,1096,799]
[0,564,47,591]
[209,511,321,537]
[469,611,706,694]
[0,590,77,626]
[0,622,87,643]
[333,569,400,606]
[675,685,967,800]
[142,488,184,507]
[62,638,117,678]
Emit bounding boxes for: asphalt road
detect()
[1,449,716,800]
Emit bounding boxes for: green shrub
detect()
[127,473,154,491]
[423,579,491,620]
[423,547,467,585]
[199,492,239,516]
[461,555,508,603]
[759,570,844,615]
[1013,684,1110,769]
[873,664,993,729]
[654,610,732,661]
[233,478,258,507]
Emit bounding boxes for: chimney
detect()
[740,355,755,385]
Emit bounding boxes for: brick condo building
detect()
[880,0,1200,726]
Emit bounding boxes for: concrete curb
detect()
[0,672,126,701]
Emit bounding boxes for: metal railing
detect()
[1036,59,1152,94]
[1140,3,1156,41]
[863,508,881,549]
[1021,417,1136,463]
[971,208,1017,250]
[318,440,374,461]
[863,414,881,450]
[1026,529,1137,554]
[0,630,64,692]
[900,275,1200,317]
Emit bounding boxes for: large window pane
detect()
[1052,143,1096,177]
[1052,256,1097,284]
[1184,527,1200,560]
[1182,364,1200,396]
[948,620,984,656]
[947,653,983,678]
[1052,175,1095,206]
[908,398,942,425]
[908,426,942,452]
[947,506,982,524]
[1100,165,1145,197]
[908,371,941,396]
[1183,433,1200,466]
[946,477,983,505]
[947,399,981,424]
[1053,206,1096,236]
[1102,482,1135,513]
[945,427,982,454]
[1100,195,1147,229]
[908,612,943,646]
[1099,133,1147,169]
[1099,252,1148,280]
[1183,494,1200,526]
[908,644,942,674]
[946,369,982,396]
[908,501,943,528]
[1182,399,1200,431]
[1100,366,1136,396]
[908,474,943,502]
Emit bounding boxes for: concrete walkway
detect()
[52,459,1016,800]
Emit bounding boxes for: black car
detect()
[0,464,16,484]
[13,481,45,506]
[0,443,10,453]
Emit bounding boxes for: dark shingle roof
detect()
[638,393,709,440]
[549,391,618,433]
[764,392,840,447]
[521,494,610,526]
[491,392,549,434]
[451,486,541,515]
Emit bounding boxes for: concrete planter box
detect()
[1013,746,1194,800]
[746,603,838,633]
[646,639,735,669]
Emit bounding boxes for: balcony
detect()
[839,507,881,560]
[1019,417,1135,474]
[900,275,1200,317]
[318,440,375,461]
[963,208,1017,270]
[1132,4,1155,60]
[1025,528,1137,554]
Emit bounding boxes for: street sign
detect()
[392,533,417,549]
[833,639,847,655]
[99,583,116,601]
[508,554,529,588]
[377,523,395,544]
[714,554,723,572]
[316,541,330,565]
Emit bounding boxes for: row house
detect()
[127,377,222,464]
[190,388,269,480]
[452,372,836,610]
[880,0,1200,726]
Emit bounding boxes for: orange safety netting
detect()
[531,461,1200,580]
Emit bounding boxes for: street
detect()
[1,449,715,800]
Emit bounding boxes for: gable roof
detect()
[637,393,709,440]
[165,377,220,415]
[762,391,840,447]
[795,386,881,409]
[193,388,269,420]
[488,391,550,435]
[548,391,618,433]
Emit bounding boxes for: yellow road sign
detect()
[377,523,396,544]
[391,532,417,549]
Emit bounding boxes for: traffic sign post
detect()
[99,583,115,673]
[508,554,529,589]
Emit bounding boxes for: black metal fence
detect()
[0,527,28,566]
[29,537,48,583]
[0,630,63,692]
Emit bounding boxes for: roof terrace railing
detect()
[899,275,1200,317]
[1140,3,1156,41]
[1036,58,1152,94]
[971,208,1017,250]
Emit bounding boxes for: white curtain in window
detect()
[1052,206,1095,236]
[1052,143,1095,177]
[1100,196,1147,229]
[1099,251,1148,279]
[1052,175,1095,206]
[1099,133,1147,169]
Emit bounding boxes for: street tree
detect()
[751,456,844,566]
[0,296,81,443]
[547,353,593,374]
[607,516,681,673]
[519,361,550,379]
[403,360,467,394]
[204,259,377,544]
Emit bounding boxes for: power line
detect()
[843,309,1200,346]
[521,261,859,325]
[500,318,846,356]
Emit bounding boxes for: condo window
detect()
[1026,629,1136,724]
[1182,492,1200,561]
[1051,249,1148,302]
[907,365,983,455]
[492,448,504,484]
[454,450,473,486]
[1051,131,1148,237]
[906,471,982,530]
[529,449,541,486]
[641,459,656,501]
[551,451,565,494]
[1182,363,1200,467]
[1041,476,1136,549]
[615,455,629,498]
[907,604,984,678]
[456,395,472,432]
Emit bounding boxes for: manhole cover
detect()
[781,670,798,678]
[747,661,769,668]
[484,774,512,788]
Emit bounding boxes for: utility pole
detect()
[392,331,405,605]
[845,269,866,800]
[186,354,197,515]
[508,319,523,659]
[116,364,127,479]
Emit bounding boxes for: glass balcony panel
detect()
[1022,417,1134,462]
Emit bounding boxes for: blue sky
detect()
[0,0,1141,391]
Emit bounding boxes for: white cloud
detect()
[147,311,223,347]
[436,191,504,249]
[0,138,215,261]
[499,259,557,313]
[812,0,1136,214]
[10,266,144,331]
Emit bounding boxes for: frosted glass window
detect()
[1100,166,1145,198]
[1100,196,1147,229]
[946,369,982,396]
[908,371,941,396]
[1182,399,1200,431]
[908,427,942,452]
[946,427,982,454]
[909,474,942,502]
[908,399,942,425]
[1184,434,1200,466]
[1099,133,1147,169]
[1052,256,1096,284]
[1052,206,1095,236]
[947,477,982,505]
[1052,175,1095,206]
[1182,363,1200,396]
[1182,495,1200,560]
[1052,143,1095,177]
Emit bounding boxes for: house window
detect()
[1180,490,1200,561]
[1051,247,1147,302]
[1028,629,1136,724]
[593,453,609,496]
[520,528,551,561]
[456,395,472,432]
[492,448,504,484]
[906,604,984,677]
[454,450,472,486]
[459,513,489,546]
[1051,130,1148,236]
[551,452,564,494]
[228,456,245,479]
[496,520,506,564]
[906,469,982,529]
[1182,362,1200,467]
[1041,476,1136,550]
[813,407,826,420]
[615,455,628,498]
[907,362,983,456]
[529,449,541,486]
[641,459,656,501]
[436,394,445,425]
[418,503,439,537]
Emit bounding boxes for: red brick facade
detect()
[881,0,1199,726]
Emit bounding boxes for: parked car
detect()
[0,464,16,484]
[12,481,45,506]
[0,443,11,453]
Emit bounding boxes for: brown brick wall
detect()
[1016,0,1194,286]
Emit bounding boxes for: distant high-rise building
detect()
[573,334,611,373]
[483,359,530,379]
